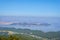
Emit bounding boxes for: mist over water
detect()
[0,16,60,32]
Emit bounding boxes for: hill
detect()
[0,27,60,40]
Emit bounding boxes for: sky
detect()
[0,0,60,17]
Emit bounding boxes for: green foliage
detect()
[0,27,60,40]
[0,34,43,40]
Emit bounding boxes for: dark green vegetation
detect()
[0,27,60,40]
[0,34,43,40]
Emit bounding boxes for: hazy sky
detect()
[0,0,60,17]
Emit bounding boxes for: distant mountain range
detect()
[0,22,51,26]
[10,22,51,26]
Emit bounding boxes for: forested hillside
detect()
[0,27,60,40]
